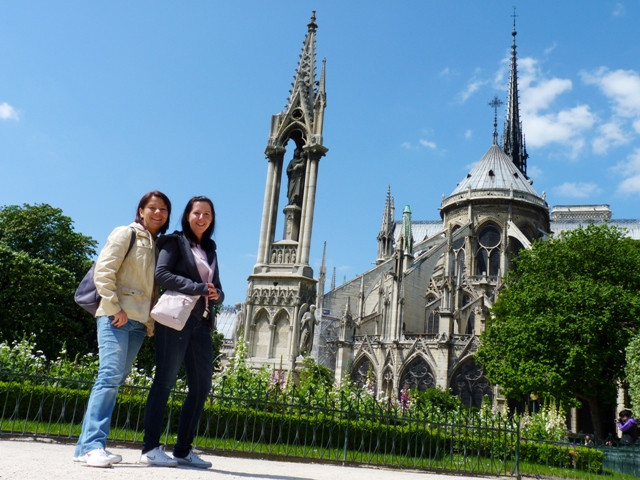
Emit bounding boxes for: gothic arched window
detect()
[450,360,493,408]
[399,356,435,394]
[425,294,440,334]
[351,356,376,393]
[476,223,501,276]
[453,234,466,281]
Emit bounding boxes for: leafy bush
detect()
[626,333,640,412]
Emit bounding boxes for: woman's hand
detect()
[111,310,129,328]
[206,283,219,301]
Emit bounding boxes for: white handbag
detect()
[151,290,199,331]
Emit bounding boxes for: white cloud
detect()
[0,102,19,120]
[516,56,539,91]
[583,68,640,117]
[592,120,627,154]
[581,68,640,154]
[612,3,625,17]
[618,175,640,194]
[527,165,543,180]
[494,54,596,157]
[522,77,573,113]
[419,139,437,149]
[553,182,601,198]
[458,68,489,103]
[464,129,472,139]
[524,105,595,158]
[401,138,437,151]
[543,42,557,56]
[459,78,486,103]
[613,148,640,195]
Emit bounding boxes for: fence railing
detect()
[0,369,615,479]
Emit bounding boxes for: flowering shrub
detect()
[211,336,272,402]
[0,335,47,377]
[520,398,567,442]
[399,385,411,412]
[0,336,155,389]
[1,336,572,444]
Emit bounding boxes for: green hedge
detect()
[0,379,602,473]
[518,440,603,473]
[194,403,450,458]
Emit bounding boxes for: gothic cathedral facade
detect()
[314,17,549,408]
[236,13,638,413]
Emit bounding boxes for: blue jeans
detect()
[74,316,147,456]
[142,314,213,457]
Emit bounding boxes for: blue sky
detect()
[2,1,640,306]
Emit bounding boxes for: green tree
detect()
[625,333,640,413]
[476,224,640,438]
[0,204,98,359]
[0,204,97,280]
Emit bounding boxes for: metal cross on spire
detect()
[489,96,503,145]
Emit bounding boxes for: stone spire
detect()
[317,241,327,304]
[401,205,414,258]
[502,9,528,178]
[376,186,395,264]
[286,11,320,114]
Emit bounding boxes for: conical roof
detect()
[452,144,535,195]
[441,143,547,212]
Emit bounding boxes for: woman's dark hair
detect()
[135,190,172,235]
[182,196,215,247]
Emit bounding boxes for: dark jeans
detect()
[142,313,213,457]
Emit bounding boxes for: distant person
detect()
[74,191,171,468]
[617,409,638,445]
[584,434,594,447]
[141,196,224,468]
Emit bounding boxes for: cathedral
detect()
[234,12,640,416]
[311,16,545,408]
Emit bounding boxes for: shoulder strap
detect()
[124,227,136,259]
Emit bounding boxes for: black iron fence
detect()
[0,368,615,479]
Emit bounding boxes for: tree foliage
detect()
[0,204,98,359]
[476,224,640,435]
[625,333,640,413]
[0,203,97,280]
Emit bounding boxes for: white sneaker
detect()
[105,450,122,464]
[140,446,178,467]
[84,448,113,468]
[174,450,212,469]
[74,449,121,464]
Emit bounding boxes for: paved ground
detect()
[0,437,497,480]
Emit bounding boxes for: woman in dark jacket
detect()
[140,196,224,468]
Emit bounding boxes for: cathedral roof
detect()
[441,142,547,212]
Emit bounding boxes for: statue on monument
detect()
[298,305,317,356]
[232,302,245,343]
[339,307,356,343]
[286,147,305,207]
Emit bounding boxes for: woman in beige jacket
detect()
[74,191,171,468]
